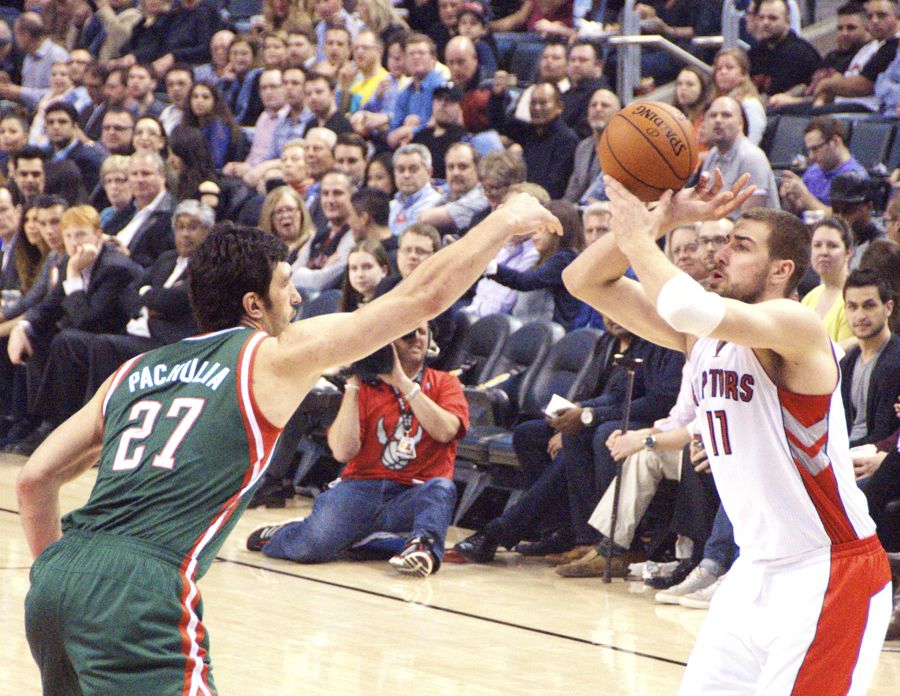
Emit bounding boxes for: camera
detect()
[350,343,396,383]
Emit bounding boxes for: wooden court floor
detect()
[2,456,898,695]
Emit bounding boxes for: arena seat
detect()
[764,116,811,170]
[302,289,342,317]
[508,41,544,85]
[446,313,521,386]
[846,120,896,172]
[432,311,475,372]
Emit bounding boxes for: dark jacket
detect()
[487,95,578,198]
[840,334,900,446]
[61,140,107,194]
[104,192,177,268]
[121,250,197,344]
[25,243,142,338]
[578,335,685,428]
[125,0,219,64]
[493,249,584,330]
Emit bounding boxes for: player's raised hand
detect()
[661,170,756,230]
[498,192,563,240]
[604,175,660,247]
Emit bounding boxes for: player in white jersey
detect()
[562,171,892,695]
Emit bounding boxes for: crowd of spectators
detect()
[0,0,896,630]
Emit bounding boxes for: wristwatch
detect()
[580,408,594,426]
[644,434,657,450]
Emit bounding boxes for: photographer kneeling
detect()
[247,322,468,577]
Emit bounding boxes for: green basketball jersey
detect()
[63,327,282,579]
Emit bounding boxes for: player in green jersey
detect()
[17,194,561,695]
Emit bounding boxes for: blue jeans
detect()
[262,478,457,563]
[700,503,739,576]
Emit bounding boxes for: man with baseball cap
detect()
[412,82,471,180]
[829,171,885,268]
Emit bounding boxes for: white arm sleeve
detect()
[656,273,726,337]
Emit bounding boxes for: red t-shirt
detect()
[339,368,469,485]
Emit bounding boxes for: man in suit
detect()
[563,88,620,204]
[840,268,899,447]
[105,151,175,267]
[28,200,212,430]
[44,101,107,194]
[7,205,141,453]
[0,186,21,296]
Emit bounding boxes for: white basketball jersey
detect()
[690,337,876,562]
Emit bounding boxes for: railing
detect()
[614,0,746,105]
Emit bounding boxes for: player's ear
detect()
[242,291,265,320]
[770,258,794,287]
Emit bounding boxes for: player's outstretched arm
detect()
[255,193,562,425]
[16,375,110,559]
[562,172,754,353]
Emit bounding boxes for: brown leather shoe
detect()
[544,544,596,566]
[555,549,645,578]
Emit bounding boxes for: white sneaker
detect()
[679,573,726,609]
[655,566,717,604]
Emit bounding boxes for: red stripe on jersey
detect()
[793,463,858,545]
[177,332,281,695]
[791,536,890,695]
[785,429,828,459]
[778,389,831,428]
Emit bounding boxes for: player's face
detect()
[262,261,301,336]
[844,285,892,340]
[708,220,772,303]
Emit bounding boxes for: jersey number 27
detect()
[112,398,206,471]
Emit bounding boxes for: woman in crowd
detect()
[183,82,248,170]
[357,0,407,55]
[711,48,766,145]
[259,185,314,265]
[262,30,290,71]
[280,140,315,198]
[98,155,133,232]
[132,116,168,158]
[485,198,586,329]
[263,0,314,33]
[340,239,390,312]
[0,110,29,180]
[11,203,48,300]
[365,151,397,197]
[219,37,264,127]
[801,217,854,345]
[29,62,81,147]
[168,125,220,203]
[674,66,711,135]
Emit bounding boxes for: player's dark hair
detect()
[188,222,288,331]
[351,187,390,227]
[843,267,893,304]
[738,208,810,296]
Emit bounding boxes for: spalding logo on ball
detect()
[599,100,699,202]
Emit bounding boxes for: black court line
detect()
[217,555,688,668]
[0,507,686,668]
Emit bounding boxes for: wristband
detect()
[404,384,422,402]
[345,384,359,392]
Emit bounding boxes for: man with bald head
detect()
[700,96,780,213]
[564,88,620,203]
[488,80,578,199]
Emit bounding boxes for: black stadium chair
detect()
[446,313,521,386]
[764,116,810,170]
[302,289,342,318]
[432,311,475,372]
[846,120,895,172]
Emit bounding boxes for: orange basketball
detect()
[598,100,699,202]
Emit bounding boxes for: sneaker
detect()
[450,530,499,564]
[645,558,698,590]
[679,573,726,609]
[655,565,718,605]
[389,537,440,577]
[246,517,304,552]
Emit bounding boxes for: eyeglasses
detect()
[274,206,300,216]
[805,140,829,155]
[698,235,728,247]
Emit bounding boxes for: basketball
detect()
[599,100,699,202]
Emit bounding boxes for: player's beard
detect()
[719,264,770,304]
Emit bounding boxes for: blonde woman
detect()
[259,185,314,264]
[712,48,766,146]
[263,0,314,33]
[356,0,407,47]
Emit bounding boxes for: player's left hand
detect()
[605,175,658,249]
[659,170,756,231]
